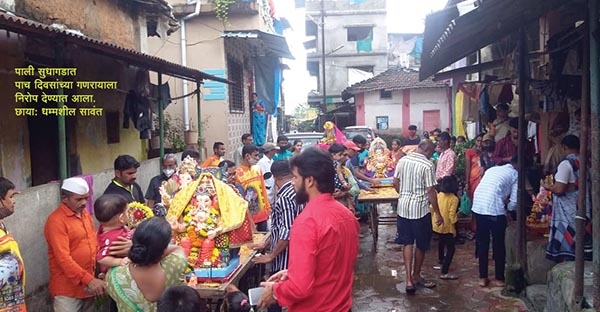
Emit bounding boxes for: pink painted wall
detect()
[355,93,365,125]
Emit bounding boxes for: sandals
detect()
[440,274,458,280]
[479,278,490,287]
[414,279,436,289]
[405,285,416,295]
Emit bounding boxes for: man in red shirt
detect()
[258,147,359,312]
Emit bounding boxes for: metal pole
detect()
[56,43,67,180]
[574,14,590,308]
[589,0,600,308]
[320,0,327,115]
[516,25,528,276]
[158,73,164,166]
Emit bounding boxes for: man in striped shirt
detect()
[393,140,443,294]
[252,160,303,312]
[472,155,518,287]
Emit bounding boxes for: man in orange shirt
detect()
[44,177,107,312]
[236,144,271,231]
[201,142,226,168]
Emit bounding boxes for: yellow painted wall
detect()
[72,51,147,174]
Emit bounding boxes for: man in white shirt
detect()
[257,142,279,204]
[472,155,518,288]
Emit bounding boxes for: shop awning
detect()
[222,30,295,59]
[0,11,231,84]
[419,0,573,81]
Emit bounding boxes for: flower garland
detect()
[181,203,222,270]
[127,202,154,229]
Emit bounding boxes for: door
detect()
[422,110,441,132]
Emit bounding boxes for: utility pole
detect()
[320,0,327,116]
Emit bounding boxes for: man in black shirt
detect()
[402,125,421,146]
[103,155,144,203]
[145,153,177,208]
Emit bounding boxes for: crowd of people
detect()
[0,116,591,311]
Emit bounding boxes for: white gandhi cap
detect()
[61,177,89,195]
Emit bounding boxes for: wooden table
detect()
[195,232,270,309]
[357,186,399,248]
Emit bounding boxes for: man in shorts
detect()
[393,140,443,294]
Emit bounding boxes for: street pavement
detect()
[352,206,530,312]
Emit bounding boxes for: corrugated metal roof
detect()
[0,11,230,84]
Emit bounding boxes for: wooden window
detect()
[106,111,120,144]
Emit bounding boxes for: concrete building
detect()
[148,0,293,160]
[305,0,388,110]
[343,67,450,137]
[0,0,225,308]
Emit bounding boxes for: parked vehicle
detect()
[343,126,377,144]
[283,132,324,151]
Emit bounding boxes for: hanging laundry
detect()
[497,83,514,104]
[149,82,172,114]
[123,90,152,139]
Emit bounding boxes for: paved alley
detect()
[352,206,530,312]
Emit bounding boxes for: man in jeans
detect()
[472,155,518,287]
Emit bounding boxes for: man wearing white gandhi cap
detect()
[44,177,107,312]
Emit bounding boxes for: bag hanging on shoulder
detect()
[459,192,472,216]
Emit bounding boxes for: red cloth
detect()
[273,194,359,312]
[96,226,132,273]
[44,204,98,298]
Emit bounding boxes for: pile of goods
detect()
[526,175,553,234]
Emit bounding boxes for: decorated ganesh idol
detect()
[364,137,395,178]
[162,166,254,281]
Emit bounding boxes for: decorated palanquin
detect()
[316,121,347,149]
[364,137,395,178]
[160,157,254,281]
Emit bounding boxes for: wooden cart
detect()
[195,232,270,311]
[357,186,399,249]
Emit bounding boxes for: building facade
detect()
[305,0,388,108]
[148,0,292,159]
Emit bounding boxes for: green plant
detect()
[153,113,185,152]
[453,139,475,183]
[211,0,236,23]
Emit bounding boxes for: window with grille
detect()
[227,56,244,113]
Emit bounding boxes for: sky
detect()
[278,0,448,115]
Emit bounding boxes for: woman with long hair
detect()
[292,139,303,156]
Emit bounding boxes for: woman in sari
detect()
[464,133,484,200]
[107,217,187,312]
[543,135,591,262]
